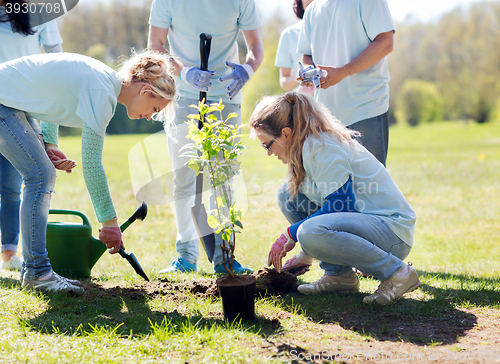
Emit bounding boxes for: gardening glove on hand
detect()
[283,250,314,276]
[45,144,77,173]
[99,226,124,254]
[180,66,215,92]
[297,61,326,89]
[268,231,296,273]
[218,61,254,100]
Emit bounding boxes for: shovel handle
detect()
[199,33,212,105]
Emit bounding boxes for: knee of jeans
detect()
[24,164,56,191]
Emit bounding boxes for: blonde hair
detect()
[118,49,176,122]
[249,92,360,197]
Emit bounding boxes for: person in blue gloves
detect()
[297,0,395,166]
[148,0,264,274]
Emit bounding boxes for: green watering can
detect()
[46,202,149,280]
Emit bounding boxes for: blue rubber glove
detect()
[218,61,254,100]
[180,66,215,92]
[297,61,326,89]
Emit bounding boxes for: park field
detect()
[1,119,499,363]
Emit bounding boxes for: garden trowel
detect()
[118,201,150,281]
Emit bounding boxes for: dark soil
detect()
[253,268,298,297]
[90,267,297,301]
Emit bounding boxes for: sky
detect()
[257,0,491,23]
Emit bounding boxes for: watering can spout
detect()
[88,236,107,270]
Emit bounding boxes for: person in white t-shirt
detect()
[148,0,264,274]
[0,50,176,293]
[250,92,420,305]
[0,0,64,272]
[275,0,314,94]
[297,0,395,166]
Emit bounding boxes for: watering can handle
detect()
[48,209,91,228]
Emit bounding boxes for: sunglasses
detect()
[261,137,277,152]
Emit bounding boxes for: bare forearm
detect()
[340,31,394,77]
[280,68,299,91]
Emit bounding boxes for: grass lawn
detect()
[1,120,499,363]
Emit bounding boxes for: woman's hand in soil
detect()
[283,251,314,276]
[268,232,296,273]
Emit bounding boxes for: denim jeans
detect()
[167,97,241,266]
[277,183,410,281]
[349,111,389,167]
[0,153,22,253]
[0,105,56,279]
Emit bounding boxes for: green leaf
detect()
[207,215,220,229]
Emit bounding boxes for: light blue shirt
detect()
[300,133,415,246]
[0,52,121,137]
[297,0,395,126]
[275,21,302,75]
[149,0,262,104]
[0,6,62,63]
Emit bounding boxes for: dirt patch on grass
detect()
[254,268,298,297]
[84,268,297,301]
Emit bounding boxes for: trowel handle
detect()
[48,209,91,228]
[118,247,128,258]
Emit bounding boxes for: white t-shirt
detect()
[275,21,302,74]
[0,52,122,137]
[149,0,262,104]
[300,133,415,245]
[297,0,395,126]
[0,6,62,63]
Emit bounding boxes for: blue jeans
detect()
[0,153,22,253]
[277,183,410,281]
[0,105,56,279]
[167,97,241,266]
[349,111,389,167]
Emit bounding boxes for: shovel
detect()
[191,33,217,263]
[118,201,150,281]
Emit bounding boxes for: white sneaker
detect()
[1,255,23,271]
[52,271,82,286]
[363,265,421,305]
[22,271,84,295]
[297,271,360,295]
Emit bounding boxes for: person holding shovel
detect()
[148,0,264,274]
[0,50,176,293]
[250,92,421,305]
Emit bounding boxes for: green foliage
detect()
[390,2,500,123]
[396,79,443,126]
[183,100,246,277]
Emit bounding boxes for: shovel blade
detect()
[191,203,216,263]
[119,248,150,281]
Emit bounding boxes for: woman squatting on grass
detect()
[0,50,176,294]
[250,92,421,305]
